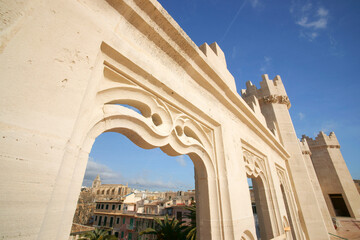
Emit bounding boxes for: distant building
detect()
[93,190,195,240]
[93,193,156,240]
[92,175,132,201]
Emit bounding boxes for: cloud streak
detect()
[220,0,263,43]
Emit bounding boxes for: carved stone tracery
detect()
[96,47,216,163]
[243,148,266,180]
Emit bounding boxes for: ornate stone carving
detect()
[97,63,215,161]
[243,148,266,179]
[259,94,291,108]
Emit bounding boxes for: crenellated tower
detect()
[302,132,360,219]
[242,74,334,239]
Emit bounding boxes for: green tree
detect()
[139,215,187,240]
[79,228,117,240]
[184,203,196,240]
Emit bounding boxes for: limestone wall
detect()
[0,0,316,239]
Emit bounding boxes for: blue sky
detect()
[82,0,360,190]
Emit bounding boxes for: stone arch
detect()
[277,167,305,239]
[243,149,275,240]
[80,110,217,239]
[43,44,223,240]
[65,73,222,239]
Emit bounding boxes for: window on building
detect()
[128,232,132,240]
[115,232,119,238]
[95,216,98,221]
[121,231,124,238]
[130,218,134,228]
[98,216,102,226]
[105,204,109,210]
[101,204,104,209]
[329,194,351,217]
[116,217,120,224]
[104,216,107,226]
[109,217,113,227]
[112,204,115,210]
[118,204,121,210]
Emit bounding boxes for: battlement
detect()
[241,74,288,98]
[241,74,291,109]
[302,131,340,149]
[199,42,227,67]
[299,138,311,155]
[199,42,236,91]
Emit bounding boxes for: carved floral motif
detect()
[259,94,291,108]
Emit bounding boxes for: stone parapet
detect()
[241,75,291,109]
[302,132,340,149]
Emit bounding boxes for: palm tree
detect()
[139,215,187,240]
[184,203,196,240]
[79,228,117,240]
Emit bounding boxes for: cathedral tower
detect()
[92,175,101,189]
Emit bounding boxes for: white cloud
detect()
[260,56,272,72]
[297,16,327,29]
[301,3,312,13]
[298,112,305,120]
[291,3,330,41]
[249,0,260,8]
[317,7,329,17]
[175,155,187,167]
[82,157,123,187]
[300,31,319,41]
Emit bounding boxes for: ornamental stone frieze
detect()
[259,94,291,109]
